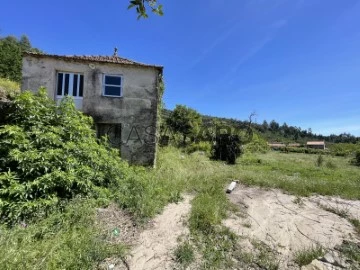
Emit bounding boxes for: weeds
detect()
[319,204,360,235]
[316,154,324,167]
[337,240,360,263]
[349,219,360,235]
[251,239,280,270]
[174,242,195,267]
[0,198,127,269]
[293,245,325,266]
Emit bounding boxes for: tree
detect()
[167,105,202,144]
[0,35,41,82]
[262,120,269,131]
[0,36,22,82]
[269,120,280,132]
[19,35,31,51]
[128,0,163,19]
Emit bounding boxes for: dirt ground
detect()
[224,184,360,269]
[97,186,360,270]
[97,195,193,270]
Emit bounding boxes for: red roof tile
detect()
[23,51,163,70]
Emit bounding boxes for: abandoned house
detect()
[21,50,163,166]
[306,141,326,150]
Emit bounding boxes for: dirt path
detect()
[224,185,360,269]
[123,195,193,270]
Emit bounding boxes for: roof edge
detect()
[23,51,163,71]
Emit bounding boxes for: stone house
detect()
[21,51,163,166]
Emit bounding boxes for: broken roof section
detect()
[23,51,163,71]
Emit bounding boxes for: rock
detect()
[319,250,351,269]
[320,253,335,265]
[301,258,347,270]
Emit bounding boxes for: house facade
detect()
[21,51,163,166]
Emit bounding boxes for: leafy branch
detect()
[128,0,164,19]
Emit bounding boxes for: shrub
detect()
[316,155,324,167]
[0,89,132,224]
[244,133,269,154]
[352,151,360,167]
[212,134,242,164]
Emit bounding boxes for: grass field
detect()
[1,147,359,269]
[236,151,360,199]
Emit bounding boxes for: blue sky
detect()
[1,0,360,136]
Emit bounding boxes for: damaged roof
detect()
[23,51,163,70]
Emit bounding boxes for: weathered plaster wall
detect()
[22,55,161,166]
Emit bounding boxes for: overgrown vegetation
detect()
[0,198,127,269]
[1,86,359,268]
[0,77,20,100]
[0,89,130,223]
[174,242,195,267]
[0,89,179,224]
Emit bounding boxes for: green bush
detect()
[0,89,133,224]
[316,155,324,167]
[212,134,242,164]
[244,133,269,153]
[330,143,360,157]
[352,151,360,167]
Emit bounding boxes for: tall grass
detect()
[0,198,126,270]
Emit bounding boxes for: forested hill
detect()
[162,109,359,144]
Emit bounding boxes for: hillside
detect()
[162,108,360,144]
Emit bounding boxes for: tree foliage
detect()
[128,0,164,19]
[0,35,41,82]
[212,134,242,164]
[166,105,202,144]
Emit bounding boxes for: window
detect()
[56,72,84,98]
[103,74,122,97]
